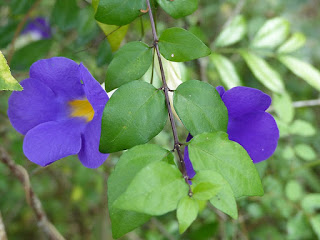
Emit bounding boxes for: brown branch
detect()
[0,211,8,240]
[7,0,42,65]
[145,0,192,195]
[0,147,65,240]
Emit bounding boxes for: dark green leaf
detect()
[95,0,146,26]
[108,144,173,239]
[173,80,228,136]
[114,161,188,215]
[100,81,167,153]
[177,196,199,233]
[76,7,99,46]
[193,170,238,219]
[97,40,113,67]
[105,41,153,91]
[156,0,198,19]
[159,28,211,62]
[0,51,23,91]
[11,40,52,71]
[51,0,79,31]
[189,132,264,197]
[0,21,18,49]
[10,0,36,15]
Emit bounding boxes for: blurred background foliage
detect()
[1,0,320,239]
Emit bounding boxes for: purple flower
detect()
[21,17,52,39]
[8,57,109,168]
[184,86,279,178]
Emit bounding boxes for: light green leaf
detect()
[156,0,198,19]
[177,196,199,234]
[310,215,320,239]
[100,81,167,153]
[108,144,173,239]
[277,32,306,53]
[252,17,290,49]
[287,212,314,240]
[159,27,211,62]
[193,182,221,201]
[189,132,264,198]
[192,170,238,219]
[279,56,320,91]
[97,23,129,52]
[173,80,228,136]
[215,15,247,47]
[301,194,320,214]
[294,144,316,161]
[95,0,146,26]
[272,92,294,123]
[210,53,242,89]
[289,119,316,137]
[0,51,22,91]
[105,41,153,91]
[114,161,188,215]
[285,180,303,202]
[240,50,284,93]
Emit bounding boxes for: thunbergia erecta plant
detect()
[21,17,52,40]
[8,57,109,168]
[2,0,286,238]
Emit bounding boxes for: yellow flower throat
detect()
[69,98,94,122]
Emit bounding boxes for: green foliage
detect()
[272,92,294,123]
[105,41,153,91]
[100,81,167,153]
[156,0,199,19]
[192,182,220,201]
[95,0,146,26]
[177,196,199,233]
[189,132,264,197]
[158,27,211,62]
[51,0,79,31]
[277,32,306,53]
[173,80,228,136]
[0,51,22,91]
[214,15,247,47]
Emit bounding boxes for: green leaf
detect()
[301,194,320,214]
[310,215,320,239]
[277,32,306,53]
[240,50,284,93]
[156,0,198,19]
[193,182,221,201]
[108,144,173,239]
[173,80,228,136]
[159,27,211,62]
[95,0,146,26]
[210,53,242,89]
[0,21,18,49]
[114,161,188,215]
[278,56,320,91]
[96,40,113,67]
[10,40,52,71]
[285,180,303,202]
[289,119,316,137]
[97,23,129,52]
[215,15,247,47]
[287,212,314,240]
[177,196,199,233]
[100,81,167,153]
[272,92,294,123]
[76,7,99,46]
[0,51,22,91]
[51,0,79,31]
[294,144,316,161]
[252,17,290,49]
[189,132,264,198]
[192,170,238,219]
[105,41,153,91]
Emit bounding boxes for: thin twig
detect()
[0,212,8,240]
[221,0,246,30]
[292,98,320,108]
[0,147,65,240]
[146,0,192,195]
[7,0,42,65]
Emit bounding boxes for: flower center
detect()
[69,98,94,122]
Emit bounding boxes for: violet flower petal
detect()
[23,118,86,167]
[184,133,196,179]
[227,111,279,163]
[221,86,271,118]
[30,57,84,100]
[7,78,63,135]
[216,86,226,97]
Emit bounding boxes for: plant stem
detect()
[146,0,192,193]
